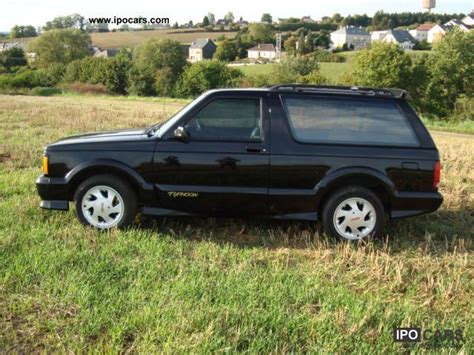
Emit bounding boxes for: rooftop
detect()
[247,43,276,52]
[190,38,214,49]
[332,26,370,36]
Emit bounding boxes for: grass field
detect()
[1,94,473,352]
[3,29,237,49]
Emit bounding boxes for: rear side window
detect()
[185,98,262,141]
[281,96,418,146]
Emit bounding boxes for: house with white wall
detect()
[247,43,277,59]
[330,26,371,50]
[409,23,434,42]
[382,30,416,50]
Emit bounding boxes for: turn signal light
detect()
[42,156,49,175]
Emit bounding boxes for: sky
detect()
[1,0,473,32]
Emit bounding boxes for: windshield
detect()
[153,92,211,138]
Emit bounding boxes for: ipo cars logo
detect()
[393,327,465,348]
[394,328,421,342]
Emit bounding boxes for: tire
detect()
[322,186,384,241]
[74,174,137,230]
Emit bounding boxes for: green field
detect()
[1,94,473,352]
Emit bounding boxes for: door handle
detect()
[245,146,266,153]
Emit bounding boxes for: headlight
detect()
[42,155,49,175]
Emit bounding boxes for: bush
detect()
[271,55,321,83]
[30,87,62,96]
[310,50,346,63]
[352,42,412,89]
[176,61,242,97]
[60,82,109,95]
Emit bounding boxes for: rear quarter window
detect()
[281,95,419,146]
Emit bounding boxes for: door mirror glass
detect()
[173,126,189,141]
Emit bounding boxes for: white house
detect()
[371,30,388,42]
[408,23,435,42]
[382,30,416,50]
[330,26,371,50]
[462,15,474,26]
[427,20,471,43]
[247,43,277,59]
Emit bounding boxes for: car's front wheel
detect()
[322,186,384,241]
[74,174,137,229]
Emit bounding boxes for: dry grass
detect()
[4,29,237,49]
[0,94,473,352]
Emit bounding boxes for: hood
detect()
[47,128,149,150]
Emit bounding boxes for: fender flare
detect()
[314,166,397,202]
[65,159,154,194]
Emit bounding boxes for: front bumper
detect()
[390,191,443,219]
[36,175,70,210]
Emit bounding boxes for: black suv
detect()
[36,85,443,240]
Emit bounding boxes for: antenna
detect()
[276,33,282,61]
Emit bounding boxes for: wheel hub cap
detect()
[333,197,376,240]
[81,185,124,228]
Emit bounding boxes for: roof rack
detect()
[269,84,407,99]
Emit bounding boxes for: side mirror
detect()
[173,126,189,141]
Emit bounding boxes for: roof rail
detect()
[269,84,407,99]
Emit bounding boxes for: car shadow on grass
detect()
[136,209,472,255]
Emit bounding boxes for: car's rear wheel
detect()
[322,186,384,241]
[74,174,137,229]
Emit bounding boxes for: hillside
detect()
[2,29,237,49]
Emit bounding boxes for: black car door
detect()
[151,91,270,216]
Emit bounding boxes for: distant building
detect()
[93,48,119,58]
[427,20,471,43]
[462,15,474,26]
[382,30,416,50]
[301,16,314,23]
[371,30,388,42]
[330,26,371,50]
[247,43,277,59]
[0,41,27,52]
[188,38,216,62]
[236,20,249,28]
[409,23,435,42]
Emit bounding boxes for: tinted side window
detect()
[185,98,262,141]
[281,96,418,146]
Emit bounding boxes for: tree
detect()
[421,29,474,117]
[202,16,210,27]
[224,12,235,24]
[28,29,91,67]
[0,47,27,72]
[176,61,242,97]
[261,13,273,24]
[207,12,216,25]
[213,39,238,61]
[314,31,330,49]
[284,36,298,55]
[128,39,187,96]
[43,14,85,31]
[352,42,412,89]
[105,48,133,94]
[248,23,273,43]
[10,25,37,38]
